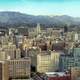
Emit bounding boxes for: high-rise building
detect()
[36,23,41,35]
[71,67,80,80]
[0,61,9,80]
[27,47,40,72]
[0,35,9,45]
[37,50,60,73]
[59,54,74,71]
[0,46,21,60]
[2,43,21,60]
[7,58,31,79]
[15,48,21,59]
[73,48,80,57]
[0,51,7,60]
[15,35,23,48]
[74,32,78,41]
[18,27,28,36]
[59,47,80,71]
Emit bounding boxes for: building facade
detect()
[37,50,60,73]
[7,58,31,79]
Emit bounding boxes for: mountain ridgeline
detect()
[0,11,80,28]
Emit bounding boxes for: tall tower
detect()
[36,23,41,34]
[74,32,78,41]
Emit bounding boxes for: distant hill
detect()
[0,11,80,27]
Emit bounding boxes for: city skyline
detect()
[0,0,80,17]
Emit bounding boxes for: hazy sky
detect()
[0,0,80,17]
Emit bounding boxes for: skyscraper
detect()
[0,61,9,80]
[36,23,41,35]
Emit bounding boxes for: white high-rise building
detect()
[36,23,41,34]
[74,32,78,41]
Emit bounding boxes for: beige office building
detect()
[7,58,31,79]
[37,50,60,73]
[71,67,80,80]
[0,61,9,80]
[2,44,16,59]
[0,44,21,60]
[0,51,7,60]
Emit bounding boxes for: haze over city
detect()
[0,0,80,80]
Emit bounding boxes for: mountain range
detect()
[0,11,80,27]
